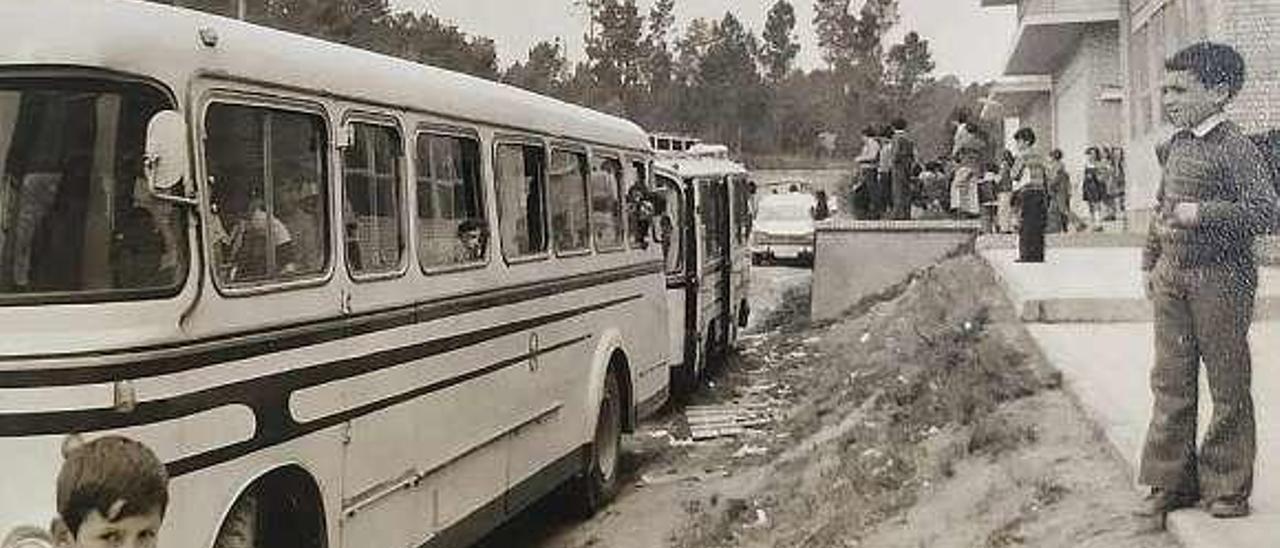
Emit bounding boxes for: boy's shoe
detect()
[1135,488,1199,517]
[1207,496,1250,518]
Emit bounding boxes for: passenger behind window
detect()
[111,177,176,288]
[277,177,325,274]
[453,218,486,263]
[212,189,296,282]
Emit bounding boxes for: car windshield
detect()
[0,77,184,303]
[756,199,812,222]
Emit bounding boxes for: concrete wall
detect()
[810,220,980,322]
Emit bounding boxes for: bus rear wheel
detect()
[566,370,622,518]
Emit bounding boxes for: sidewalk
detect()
[980,243,1280,548]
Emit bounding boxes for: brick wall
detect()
[1221,0,1280,132]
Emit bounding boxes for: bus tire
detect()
[567,370,623,518]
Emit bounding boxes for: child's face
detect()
[59,506,162,548]
[1162,69,1227,129]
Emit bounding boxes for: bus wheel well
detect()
[607,349,636,433]
[214,465,327,548]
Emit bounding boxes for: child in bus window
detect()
[51,435,169,548]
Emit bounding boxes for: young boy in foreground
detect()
[51,436,169,548]
[1138,41,1278,520]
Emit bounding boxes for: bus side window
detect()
[495,143,547,258]
[205,103,329,287]
[342,122,404,276]
[548,149,590,254]
[416,133,486,267]
[589,155,625,251]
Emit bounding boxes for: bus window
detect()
[589,155,624,251]
[206,103,328,287]
[657,178,682,275]
[698,178,724,264]
[343,122,404,277]
[548,149,590,254]
[0,79,184,301]
[416,133,485,268]
[495,143,547,258]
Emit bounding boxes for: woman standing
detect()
[950,122,986,219]
[1082,147,1108,227]
[1011,128,1047,263]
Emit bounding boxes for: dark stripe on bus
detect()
[0,260,662,388]
[0,295,632,438]
[167,335,589,477]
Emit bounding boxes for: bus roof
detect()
[0,0,649,152]
[653,156,748,179]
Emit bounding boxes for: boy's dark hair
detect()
[1165,41,1246,99]
[456,218,483,236]
[1013,127,1036,146]
[862,125,879,137]
[57,436,169,536]
[891,117,908,131]
[1050,149,1063,160]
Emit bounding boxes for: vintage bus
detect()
[652,145,752,394]
[0,2,670,548]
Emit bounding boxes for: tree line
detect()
[155,0,995,165]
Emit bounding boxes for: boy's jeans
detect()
[1139,258,1257,499]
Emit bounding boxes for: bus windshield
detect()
[0,77,184,303]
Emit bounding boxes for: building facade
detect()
[1123,0,1280,227]
[981,0,1125,222]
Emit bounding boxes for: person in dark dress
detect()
[1011,127,1047,262]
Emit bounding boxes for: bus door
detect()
[656,173,695,389]
[728,175,753,341]
[696,177,731,360]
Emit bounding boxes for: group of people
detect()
[850,109,1134,264]
[852,118,917,220]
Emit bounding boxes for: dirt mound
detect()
[671,254,1171,548]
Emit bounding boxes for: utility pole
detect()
[235,0,247,20]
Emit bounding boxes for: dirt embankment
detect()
[669,254,1174,548]
[475,254,1175,548]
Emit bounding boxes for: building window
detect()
[548,149,591,254]
[495,143,547,258]
[206,103,329,287]
[590,155,625,251]
[416,133,486,267]
[343,122,404,276]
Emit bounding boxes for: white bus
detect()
[0,2,670,548]
[652,147,752,393]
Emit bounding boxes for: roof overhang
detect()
[979,75,1052,120]
[980,0,1017,6]
[1004,10,1120,75]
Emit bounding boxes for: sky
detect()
[386,0,1017,84]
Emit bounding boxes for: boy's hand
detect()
[1167,202,1200,227]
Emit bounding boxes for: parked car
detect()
[751,192,817,265]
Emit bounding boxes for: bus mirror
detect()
[144,110,189,194]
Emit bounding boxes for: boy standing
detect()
[1139,42,1278,520]
[51,436,169,548]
